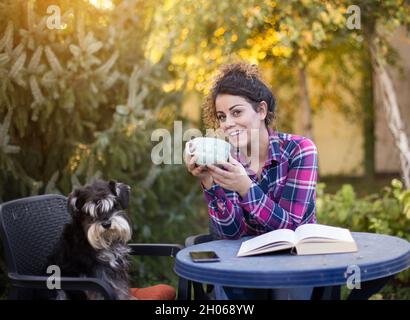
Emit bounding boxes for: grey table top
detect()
[175,232,410,288]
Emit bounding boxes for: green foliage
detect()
[317,179,410,296]
[0,0,206,291]
[148,0,375,132]
[1,0,409,297]
[317,179,410,240]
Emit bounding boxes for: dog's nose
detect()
[102,221,111,229]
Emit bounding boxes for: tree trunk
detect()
[298,66,313,140]
[369,38,410,189]
[362,51,375,179]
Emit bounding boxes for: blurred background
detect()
[0,0,409,299]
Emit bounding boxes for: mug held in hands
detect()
[185,137,232,166]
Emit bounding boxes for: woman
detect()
[185,63,318,300]
[186,63,318,240]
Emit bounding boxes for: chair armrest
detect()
[185,233,213,247]
[128,243,183,257]
[8,273,117,300]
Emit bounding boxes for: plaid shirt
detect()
[203,128,318,239]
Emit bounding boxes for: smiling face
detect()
[215,94,267,150]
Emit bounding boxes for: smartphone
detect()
[189,251,220,263]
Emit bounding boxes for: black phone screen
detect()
[190,251,220,262]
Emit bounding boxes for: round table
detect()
[175,232,410,290]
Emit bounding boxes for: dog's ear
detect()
[108,180,118,195]
[109,180,131,209]
[118,184,131,209]
[67,190,81,215]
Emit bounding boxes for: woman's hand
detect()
[184,152,213,189]
[208,155,252,197]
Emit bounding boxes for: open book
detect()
[237,224,358,257]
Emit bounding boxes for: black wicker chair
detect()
[0,194,189,300]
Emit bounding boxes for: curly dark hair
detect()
[203,63,276,129]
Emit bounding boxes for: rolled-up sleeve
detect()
[202,183,250,239]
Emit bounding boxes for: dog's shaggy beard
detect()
[85,211,133,300]
[87,212,131,251]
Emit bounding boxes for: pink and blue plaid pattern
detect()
[203,128,318,239]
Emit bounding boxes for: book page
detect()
[295,241,358,255]
[294,224,354,243]
[245,243,295,255]
[238,229,297,256]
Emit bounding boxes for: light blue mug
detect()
[185,137,231,166]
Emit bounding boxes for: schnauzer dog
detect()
[47,179,133,300]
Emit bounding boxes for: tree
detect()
[148,1,364,139]
[151,0,410,185]
[349,0,410,188]
[0,0,181,198]
[0,0,206,287]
